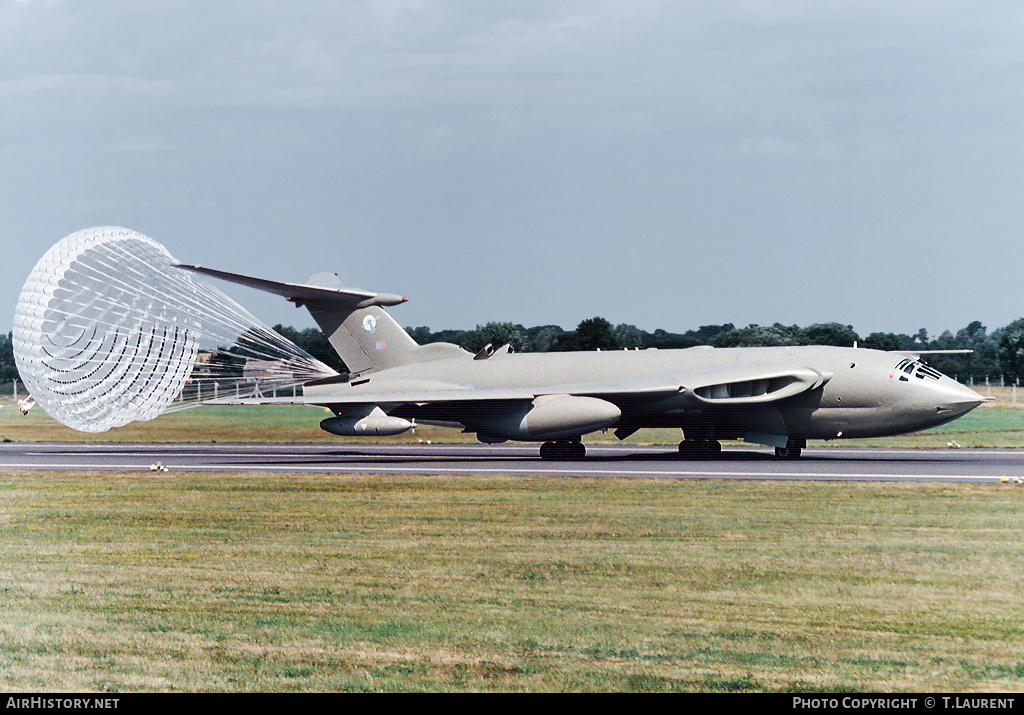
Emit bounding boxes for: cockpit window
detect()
[893,358,942,381]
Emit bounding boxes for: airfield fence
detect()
[6,379,301,406]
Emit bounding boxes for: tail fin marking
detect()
[303,272,420,374]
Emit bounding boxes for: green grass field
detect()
[2,472,1024,692]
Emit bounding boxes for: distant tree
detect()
[428,328,471,345]
[998,318,1024,382]
[458,322,528,353]
[406,326,433,344]
[687,324,735,346]
[985,327,1006,375]
[711,324,799,348]
[956,320,987,351]
[963,322,1001,379]
[643,328,694,349]
[614,323,644,349]
[525,325,565,352]
[938,320,997,379]
[554,317,620,351]
[800,322,860,347]
[639,324,735,350]
[896,333,919,351]
[273,324,346,374]
[272,324,301,344]
[862,332,902,352]
[0,331,18,383]
[300,328,347,374]
[932,330,957,350]
[0,331,12,364]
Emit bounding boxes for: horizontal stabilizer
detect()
[176,263,419,373]
[174,264,407,308]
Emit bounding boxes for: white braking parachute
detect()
[13,227,337,432]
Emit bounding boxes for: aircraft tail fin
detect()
[175,264,451,375]
[300,271,421,374]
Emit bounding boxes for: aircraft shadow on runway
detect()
[1,443,982,470]
[199,446,968,467]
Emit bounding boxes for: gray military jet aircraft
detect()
[177,264,986,459]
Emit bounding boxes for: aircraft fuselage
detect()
[304,344,984,446]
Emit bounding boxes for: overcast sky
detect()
[3,0,1022,339]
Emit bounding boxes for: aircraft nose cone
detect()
[932,380,987,418]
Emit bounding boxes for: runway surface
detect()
[1,442,1023,482]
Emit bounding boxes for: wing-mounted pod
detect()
[471,394,621,442]
[684,367,832,406]
[320,406,415,436]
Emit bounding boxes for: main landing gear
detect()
[539,440,587,460]
[774,437,805,459]
[674,437,805,459]
[677,439,722,458]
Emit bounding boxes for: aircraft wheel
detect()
[678,439,722,459]
[774,446,802,459]
[539,440,586,460]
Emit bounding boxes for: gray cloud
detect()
[3,0,1023,337]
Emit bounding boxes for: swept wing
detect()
[207,365,832,410]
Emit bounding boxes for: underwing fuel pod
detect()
[14,228,987,460]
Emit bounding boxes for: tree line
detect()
[4,317,1024,386]
[405,317,1024,383]
[271,317,1024,383]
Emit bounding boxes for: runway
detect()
[1,442,1023,482]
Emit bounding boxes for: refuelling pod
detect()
[474,394,620,442]
[320,406,414,436]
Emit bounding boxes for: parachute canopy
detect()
[13,226,337,432]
